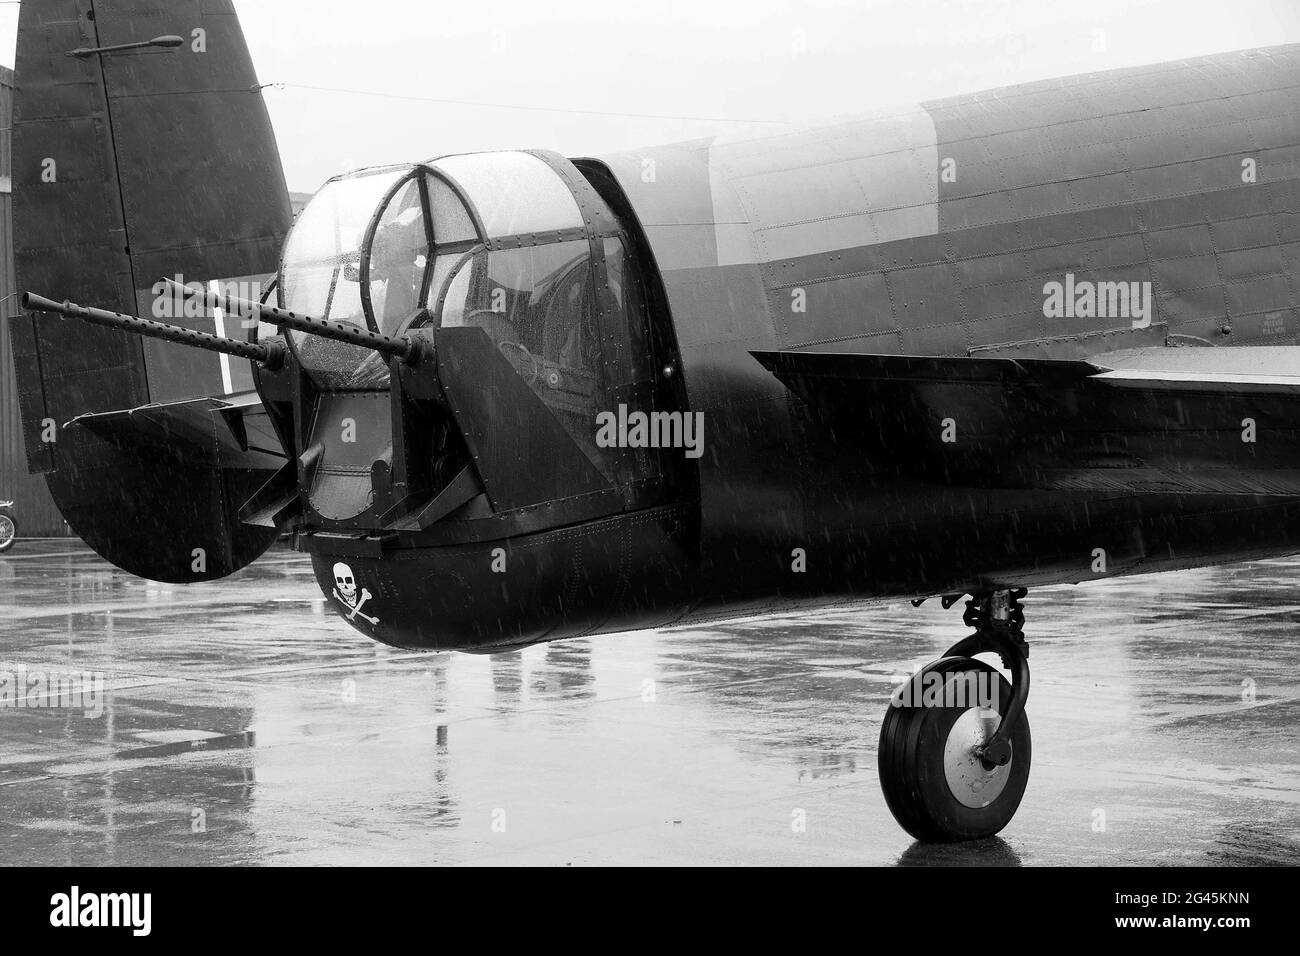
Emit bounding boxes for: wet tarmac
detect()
[1,540,1297,866]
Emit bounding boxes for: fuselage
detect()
[273,44,1300,651]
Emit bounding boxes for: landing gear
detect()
[0,502,16,554]
[879,588,1032,842]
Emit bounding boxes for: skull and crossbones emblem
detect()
[332,562,379,625]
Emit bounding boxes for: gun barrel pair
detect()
[22,280,421,369]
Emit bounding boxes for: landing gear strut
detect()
[879,588,1032,842]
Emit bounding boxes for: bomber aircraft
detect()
[8,0,1300,841]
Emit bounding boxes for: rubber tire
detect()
[0,510,16,553]
[879,656,1031,842]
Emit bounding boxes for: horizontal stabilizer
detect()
[66,392,284,469]
[1090,346,1300,393]
[754,347,1300,497]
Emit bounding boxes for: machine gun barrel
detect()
[163,279,423,364]
[22,293,285,369]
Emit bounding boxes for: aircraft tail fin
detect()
[7,0,293,581]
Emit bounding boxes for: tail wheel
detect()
[879,656,1031,842]
[0,511,16,553]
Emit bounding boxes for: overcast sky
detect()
[2,0,1299,192]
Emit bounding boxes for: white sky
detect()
[2,0,1299,192]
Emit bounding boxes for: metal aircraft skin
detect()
[8,0,1300,841]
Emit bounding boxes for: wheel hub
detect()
[0,516,14,546]
[943,707,1011,808]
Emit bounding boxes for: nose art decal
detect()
[331,562,379,625]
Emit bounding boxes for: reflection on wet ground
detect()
[1,541,1297,865]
